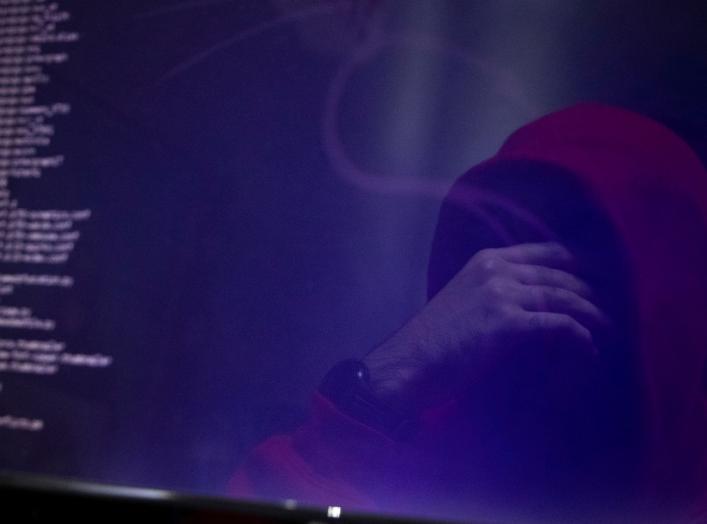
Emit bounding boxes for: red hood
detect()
[429,103,707,516]
[503,103,707,505]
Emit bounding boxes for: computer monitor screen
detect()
[1,1,705,523]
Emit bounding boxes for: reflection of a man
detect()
[230,104,707,523]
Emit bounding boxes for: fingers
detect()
[496,242,575,270]
[515,284,610,334]
[522,311,597,357]
[470,243,608,356]
[509,264,593,300]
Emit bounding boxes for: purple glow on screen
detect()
[0,2,705,523]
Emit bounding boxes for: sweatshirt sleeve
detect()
[227,391,400,511]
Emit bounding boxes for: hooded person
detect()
[229,103,707,523]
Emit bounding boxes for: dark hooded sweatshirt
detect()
[229,103,707,523]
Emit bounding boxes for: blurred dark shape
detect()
[232,103,707,523]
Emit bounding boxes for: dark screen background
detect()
[0,0,704,500]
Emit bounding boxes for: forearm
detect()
[362,311,453,418]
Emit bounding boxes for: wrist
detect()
[363,315,447,417]
[318,358,418,440]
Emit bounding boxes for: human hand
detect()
[364,242,608,413]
